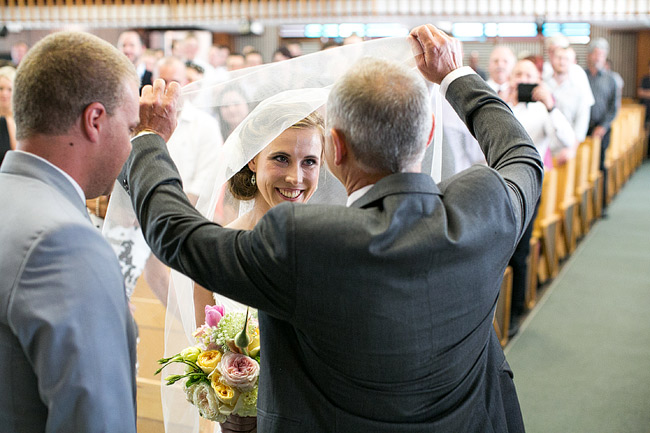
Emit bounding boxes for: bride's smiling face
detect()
[248,127,322,211]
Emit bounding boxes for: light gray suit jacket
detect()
[122,74,543,432]
[0,151,137,433]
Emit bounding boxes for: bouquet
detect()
[156,304,260,423]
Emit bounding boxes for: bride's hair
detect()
[228,110,325,200]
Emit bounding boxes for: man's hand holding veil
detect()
[134,78,181,141]
[408,24,464,84]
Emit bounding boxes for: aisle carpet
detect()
[505,161,650,433]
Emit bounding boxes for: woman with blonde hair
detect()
[193,109,325,433]
[0,66,17,163]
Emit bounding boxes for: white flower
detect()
[185,381,227,423]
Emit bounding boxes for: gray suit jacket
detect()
[122,74,543,432]
[0,151,137,433]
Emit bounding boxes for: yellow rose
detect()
[247,333,260,358]
[211,373,238,406]
[196,350,222,374]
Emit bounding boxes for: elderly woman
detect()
[0,66,17,164]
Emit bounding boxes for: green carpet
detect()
[505,161,650,433]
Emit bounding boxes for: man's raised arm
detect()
[409,24,544,239]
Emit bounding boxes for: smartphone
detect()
[518,83,537,103]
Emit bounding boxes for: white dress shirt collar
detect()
[346,184,374,207]
[344,67,477,207]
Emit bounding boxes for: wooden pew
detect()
[635,105,647,167]
[132,277,166,433]
[637,105,647,168]
[136,377,164,433]
[533,168,560,284]
[553,156,578,259]
[574,139,593,237]
[605,114,622,204]
[607,104,646,197]
[525,235,540,310]
[624,103,646,171]
[494,266,513,347]
[587,135,603,222]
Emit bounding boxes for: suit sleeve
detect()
[8,225,137,433]
[445,74,544,240]
[119,134,297,320]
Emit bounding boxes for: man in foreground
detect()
[123,24,542,432]
[0,32,150,432]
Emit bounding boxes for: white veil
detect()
[104,36,451,433]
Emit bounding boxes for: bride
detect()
[193,110,325,433]
[194,110,325,320]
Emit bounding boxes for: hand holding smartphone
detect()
[517,83,537,103]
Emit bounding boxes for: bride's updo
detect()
[228,110,324,200]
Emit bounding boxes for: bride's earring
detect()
[251,173,256,186]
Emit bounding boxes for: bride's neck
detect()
[227,196,271,230]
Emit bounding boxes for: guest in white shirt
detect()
[541,35,595,112]
[487,45,516,96]
[155,56,223,205]
[544,46,593,143]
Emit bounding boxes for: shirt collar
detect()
[346,184,374,207]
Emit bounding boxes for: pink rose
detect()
[205,304,225,327]
[217,352,260,392]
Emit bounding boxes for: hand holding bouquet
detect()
[156,304,260,424]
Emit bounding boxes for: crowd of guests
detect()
[471,34,622,336]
